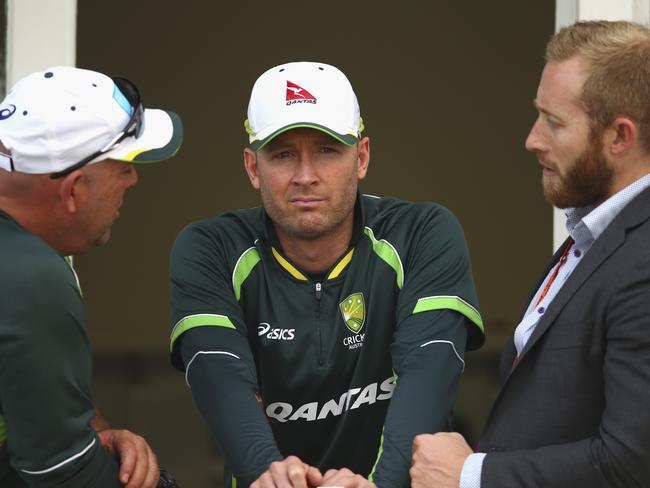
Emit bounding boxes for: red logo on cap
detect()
[286,81,316,102]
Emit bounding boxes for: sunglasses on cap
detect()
[49,77,145,179]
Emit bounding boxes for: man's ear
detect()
[357,136,370,180]
[607,117,637,156]
[243,148,261,190]
[57,170,85,214]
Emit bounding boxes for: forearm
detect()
[180,328,283,486]
[371,312,467,488]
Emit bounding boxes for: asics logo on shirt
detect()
[258,322,296,341]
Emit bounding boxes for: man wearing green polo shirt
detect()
[0,66,183,487]
[170,61,483,488]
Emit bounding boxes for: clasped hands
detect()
[251,432,473,488]
[251,456,376,488]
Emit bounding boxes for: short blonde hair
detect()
[547,21,650,150]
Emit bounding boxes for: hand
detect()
[410,432,473,488]
[251,456,323,488]
[97,429,159,488]
[320,468,376,488]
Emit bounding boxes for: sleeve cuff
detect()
[459,452,486,488]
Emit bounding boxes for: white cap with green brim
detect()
[0,66,183,175]
[245,61,364,152]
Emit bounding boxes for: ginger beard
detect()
[542,128,614,209]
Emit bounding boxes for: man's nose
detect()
[525,117,544,153]
[292,157,318,185]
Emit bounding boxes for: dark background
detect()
[74,2,555,485]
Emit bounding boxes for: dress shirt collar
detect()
[565,172,650,250]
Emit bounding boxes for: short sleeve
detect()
[170,221,254,369]
[0,258,121,486]
[396,205,484,350]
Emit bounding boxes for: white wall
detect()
[5,0,76,88]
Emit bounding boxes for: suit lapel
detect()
[515,229,624,364]
[499,237,573,380]
[509,187,650,376]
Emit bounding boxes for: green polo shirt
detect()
[0,210,121,487]
[170,194,484,485]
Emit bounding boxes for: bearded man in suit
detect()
[411,20,650,488]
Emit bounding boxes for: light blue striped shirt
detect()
[459,172,650,488]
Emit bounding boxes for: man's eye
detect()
[545,115,562,129]
[274,151,291,159]
[319,147,336,153]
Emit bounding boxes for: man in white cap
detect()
[0,66,183,487]
[169,61,483,488]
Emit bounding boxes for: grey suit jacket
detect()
[479,186,650,487]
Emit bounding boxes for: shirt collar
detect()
[565,172,650,249]
[261,192,365,281]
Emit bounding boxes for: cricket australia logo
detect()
[340,292,365,333]
[340,293,367,350]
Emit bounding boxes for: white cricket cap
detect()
[0,66,183,175]
[244,61,364,151]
